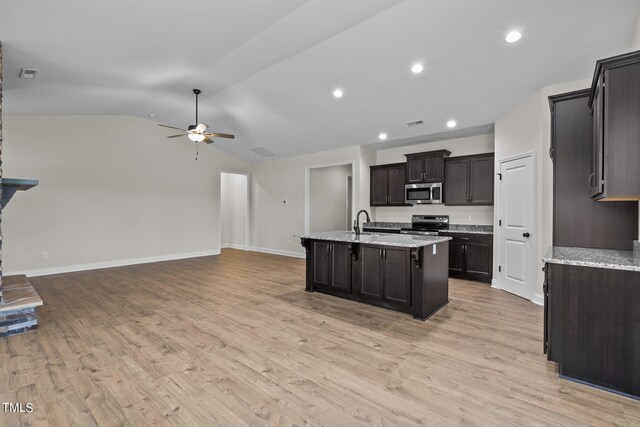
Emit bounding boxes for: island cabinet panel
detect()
[312,241,351,293]
[383,247,411,306]
[356,245,410,309]
[358,246,383,299]
[301,238,449,320]
[545,262,640,398]
[331,243,352,292]
[312,242,331,287]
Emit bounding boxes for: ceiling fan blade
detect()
[158,124,186,131]
[196,123,208,132]
[167,134,184,138]
[205,132,235,139]
[203,137,215,144]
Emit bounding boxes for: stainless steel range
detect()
[400,215,449,236]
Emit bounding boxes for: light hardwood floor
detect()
[1,248,639,426]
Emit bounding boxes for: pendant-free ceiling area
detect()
[1,0,639,162]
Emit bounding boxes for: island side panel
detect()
[412,241,449,320]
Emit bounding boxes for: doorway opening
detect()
[220,172,249,251]
[305,162,355,234]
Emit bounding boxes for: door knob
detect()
[523,232,531,238]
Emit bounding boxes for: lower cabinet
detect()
[439,233,492,283]
[312,241,352,292]
[545,263,640,398]
[356,245,410,308]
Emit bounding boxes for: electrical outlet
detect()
[41,252,48,259]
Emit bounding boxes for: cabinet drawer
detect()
[439,232,492,244]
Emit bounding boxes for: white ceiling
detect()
[2,0,639,162]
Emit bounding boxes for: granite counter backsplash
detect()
[543,246,640,272]
[362,222,493,234]
[362,222,411,230]
[445,224,493,234]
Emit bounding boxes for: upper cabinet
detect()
[589,50,640,201]
[444,153,494,206]
[370,163,408,206]
[549,89,637,250]
[404,150,451,184]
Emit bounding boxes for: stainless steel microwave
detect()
[405,183,443,204]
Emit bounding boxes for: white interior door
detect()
[499,155,534,300]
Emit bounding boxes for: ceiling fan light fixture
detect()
[188,133,205,142]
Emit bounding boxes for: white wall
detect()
[252,145,365,257]
[221,172,248,249]
[374,134,495,225]
[493,78,590,304]
[309,165,351,233]
[2,115,251,275]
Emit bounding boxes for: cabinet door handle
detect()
[588,173,595,189]
[380,248,383,259]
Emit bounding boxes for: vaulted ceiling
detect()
[2,0,639,161]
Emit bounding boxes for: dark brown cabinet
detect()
[370,163,408,206]
[301,238,450,320]
[312,241,352,293]
[549,90,637,250]
[588,51,640,201]
[439,232,492,283]
[356,245,410,308]
[545,263,640,398]
[404,150,451,184]
[443,154,494,206]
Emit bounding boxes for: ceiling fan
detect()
[158,89,235,144]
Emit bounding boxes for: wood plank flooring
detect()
[1,248,639,426]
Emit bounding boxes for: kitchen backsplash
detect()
[373,205,494,225]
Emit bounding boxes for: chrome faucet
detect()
[353,210,371,235]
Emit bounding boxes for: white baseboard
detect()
[220,243,247,250]
[5,249,221,278]
[532,293,544,306]
[250,246,305,259]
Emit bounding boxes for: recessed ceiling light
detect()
[333,88,343,98]
[446,120,457,128]
[411,63,424,74]
[148,113,156,118]
[505,30,522,43]
[378,133,388,141]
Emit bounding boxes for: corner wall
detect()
[251,145,370,257]
[2,115,251,276]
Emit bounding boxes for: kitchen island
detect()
[299,231,451,320]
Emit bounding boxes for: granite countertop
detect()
[543,246,640,272]
[298,231,452,248]
[362,222,493,235]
